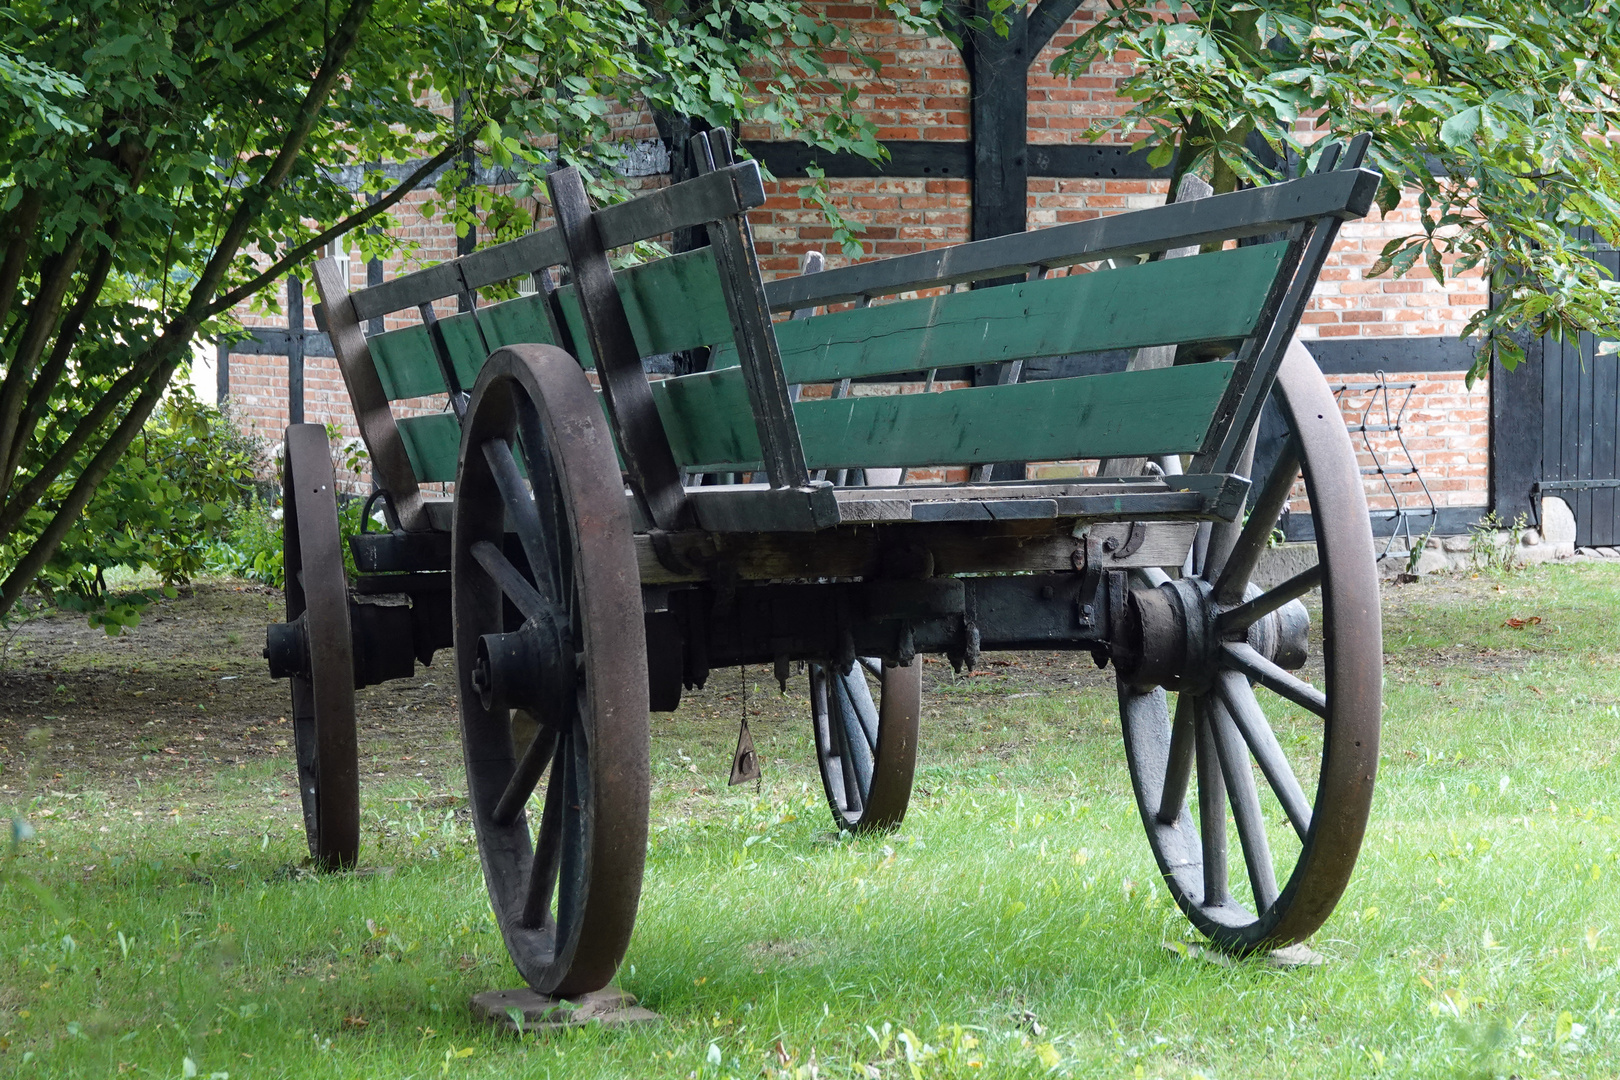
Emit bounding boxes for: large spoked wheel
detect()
[1116,341,1381,952]
[810,659,922,832]
[281,424,360,869]
[453,344,650,997]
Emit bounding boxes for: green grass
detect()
[4,564,1620,1078]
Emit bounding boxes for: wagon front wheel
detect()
[1115,341,1381,952]
[453,344,650,997]
[810,658,921,832]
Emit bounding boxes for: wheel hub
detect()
[471,609,575,720]
[264,615,310,680]
[1117,577,1309,692]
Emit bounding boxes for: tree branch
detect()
[0,334,188,621]
[2,223,122,501]
[182,0,377,323]
[0,187,45,333]
[0,334,161,539]
[0,228,91,481]
[205,134,468,317]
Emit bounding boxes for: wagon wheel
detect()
[810,659,921,832]
[1115,341,1381,952]
[453,344,650,997]
[280,424,361,869]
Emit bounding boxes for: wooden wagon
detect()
[268,131,1384,995]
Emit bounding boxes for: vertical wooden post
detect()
[966,1,1030,245]
[959,0,1082,244]
[216,341,230,405]
[287,275,306,425]
[1490,332,1544,523]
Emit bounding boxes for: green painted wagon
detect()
[267,131,1384,996]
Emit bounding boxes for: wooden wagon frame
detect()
[268,131,1385,996]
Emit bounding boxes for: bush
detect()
[207,498,285,588]
[3,390,267,633]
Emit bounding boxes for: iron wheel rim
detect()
[811,658,921,832]
[1118,341,1382,951]
[453,344,650,996]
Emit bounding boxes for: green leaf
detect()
[1440,107,1480,148]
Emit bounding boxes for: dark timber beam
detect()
[960,0,1083,242]
[740,139,1165,181]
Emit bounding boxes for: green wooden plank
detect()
[479,292,558,352]
[367,294,558,401]
[707,241,1287,382]
[369,324,444,401]
[654,362,1236,470]
[398,412,462,484]
[556,246,733,365]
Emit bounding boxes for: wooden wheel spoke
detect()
[552,734,588,944]
[832,670,877,790]
[1194,701,1228,908]
[1217,670,1312,842]
[842,664,881,749]
[1208,694,1279,912]
[482,438,559,606]
[1221,641,1328,718]
[1217,564,1322,635]
[1212,439,1302,604]
[1156,691,1197,825]
[812,672,853,812]
[521,734,569,930]
[492,724,558,828]
[471,540,548,622]
[514,403,568,604]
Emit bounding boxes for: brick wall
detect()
[224,2,1489,514]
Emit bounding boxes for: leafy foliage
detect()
[0,0,917,620]
[1054,1,1620,382]
[4,392,263,633]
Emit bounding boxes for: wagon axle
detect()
[1115,576,1311,693]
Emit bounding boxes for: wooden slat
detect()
[346,162,764,321]
[554,247,733,365]
[367,293,560,401]
[655,362,1235,470]
[704,241,1284,385]
[398,412,462,484]
[479,292,561,352]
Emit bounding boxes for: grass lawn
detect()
[1,563,1617,1079]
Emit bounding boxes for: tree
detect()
[0,0,928,623]
[1052,0,1620,381]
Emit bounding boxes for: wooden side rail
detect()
[760,165,1381,311]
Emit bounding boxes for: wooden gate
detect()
[1492,230,1620,546]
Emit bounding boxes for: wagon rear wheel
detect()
[1116,341,1381,952]
[281,424,360,870]
[453,344,650,997]
[810,659,921,832]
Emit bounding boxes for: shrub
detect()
[3,390,266,633]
